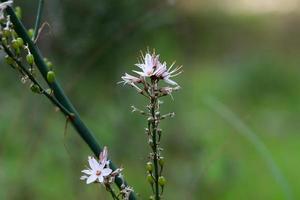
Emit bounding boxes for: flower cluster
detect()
[120,50,182,199]
[120,51,182,97]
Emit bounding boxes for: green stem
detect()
[3,3,136,200]
[150,80,160,200]
[33,0,44,41]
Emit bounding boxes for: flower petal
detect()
[81,169,93,175]
[98,175,104,183]
[88,157,100,171]
[144,53,152,66]
[80,175,88,180]
[164,77,178,86]
[86,174,98,184]
[102,168,113,176]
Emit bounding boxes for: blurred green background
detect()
[1,0,300,199]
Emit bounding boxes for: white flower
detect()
[0,1,13,20]
[132,52,182,86]
[81,156,112,184]
[119,73,141,85]
[154,61,182,86]
[133,53,159,77]
[119,73,143,93]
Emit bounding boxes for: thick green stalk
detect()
[3,3,136,199]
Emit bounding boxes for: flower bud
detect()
[47,71,55,83]
[26,54,34,65]
[47,61,53,68]
[5,55,14,65]
[2,28,11,38]
[158,176,166,186]
[147,174,154,184]
[146,162,153,172]
[11,39,19,50]
[28,29,34,39]
[15,6,22,19]
[158,157,165,167]
[1,37,7,46]
[16,37,24,47]
[149,196,155,200]
[12,30,18,39]
[30,84,41,94]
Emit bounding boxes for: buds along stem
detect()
[2,2,136,199]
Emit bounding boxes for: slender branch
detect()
[33,0,44,41]
[1,43,73,117]
[2,3,137,199]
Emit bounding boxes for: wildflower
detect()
[119,73,143,93]
[154,61,182,86]
[0,1,13,20]
[119,73,141,85]
[81,149,113,184]
[133,53,159,77]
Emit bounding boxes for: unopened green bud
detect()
[11,39,19,50]
[159,157,165,167]
[30,84,41,94]
[28,29,34,39]
[158,176,166,186]
[16,37,24,47]
[1,37,7,46]
[46,61,53,68]
[147,174,154,184]
[47,71,55,83]
[26,54,34,65]
[149,196,155,200]
[12,30,18,38]
[15,6,22,19]
[5,55,14,65]
[2,28,11,38]
[146,162,153,172]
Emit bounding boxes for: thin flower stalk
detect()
[120,50,182,199]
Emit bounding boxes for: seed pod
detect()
[158,157,165,167]
[26,54,34,65]
[5,55,14,65]
[15,6,22,19]
[47,71,55,83]
[146,162,153,173]
[46,61,53,69]
[149,196,155,200]
[11,39,19,50]
[158,176,166,186]
[1,37,7,46]
[2,28,11,38]
[16,37,24,47]
[147,174,154,184]
[28,29,34,39]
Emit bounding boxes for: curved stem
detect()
[1,42,73,117]
[2,3,136,199]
